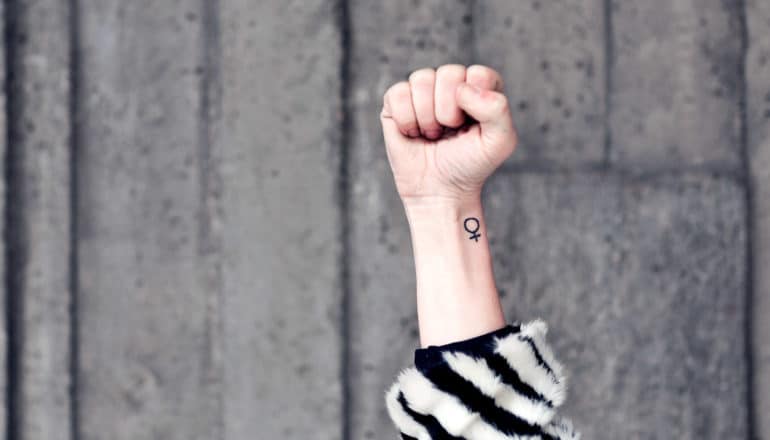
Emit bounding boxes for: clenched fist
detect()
[380,64,517,205]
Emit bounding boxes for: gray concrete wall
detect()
[1,0,767,439]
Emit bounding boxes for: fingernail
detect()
[425,129,443,139]
[407,128,420,138]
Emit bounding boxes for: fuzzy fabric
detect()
[384,320,580,440]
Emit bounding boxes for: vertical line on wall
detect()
[466,0,478,65]
[67,0,81,438]
[602,0,614,167]
[3,0,21,437]
[337,0,352,439]
[736,0,755,436]
[199,0,225,437]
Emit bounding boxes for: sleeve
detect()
[383,320,580,440]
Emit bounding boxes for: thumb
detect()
[456,83,517,155]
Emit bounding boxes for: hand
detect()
[380,64,518,206]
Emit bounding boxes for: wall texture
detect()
[1,0,768,439]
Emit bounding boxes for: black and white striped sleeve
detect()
[384,320,580,440]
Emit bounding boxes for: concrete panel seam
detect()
[736,0,757,437]
[337,1,352,439]
[4,0,21,436]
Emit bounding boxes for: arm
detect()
[380,64,580,440]
[404,196,505,348]
[380,64,514,348]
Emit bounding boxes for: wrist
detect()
[402,194,483,226]
[402,195,490,271]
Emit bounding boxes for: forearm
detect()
[404,195,506,348]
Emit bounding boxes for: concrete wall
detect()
[1,0,767,439]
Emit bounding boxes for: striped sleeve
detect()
[384,320,580,440]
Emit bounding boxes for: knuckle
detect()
[408,67,435,84]
[468,64,502,89]
[468,64,492,79]
[436,63,466,78]
[385,81,410,102]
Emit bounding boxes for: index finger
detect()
[466,65,504,92]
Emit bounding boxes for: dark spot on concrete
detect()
[378,216,390,245]
[462,14,472,25]
[270,169,280,178]
[540,122,550,133]
[713,88,723,97]
[765,109,770,119]
[541,60,549,71]
[498,288,507,298]
[185,11,197,21]
[416,39,426,50]
[410,326,419,338]
[379,53,389,63]
[552,97,562,107]
[532,1,540,10]
[577,93,585,103]
[504,17,513,28]
[575,60,584,69]
[295,363,310,376]
[563,108,573,118]
[585,61,594,78]
[518,100,529,111]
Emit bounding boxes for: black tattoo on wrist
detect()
[463,217,481,242]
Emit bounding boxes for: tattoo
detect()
[463,217,481,242]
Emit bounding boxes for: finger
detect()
[380,95,404,150]
[408,68,442,140]
[383,81,419,138]
[434,64,466,128]
[466,64,504,92]
[455,83,517,157]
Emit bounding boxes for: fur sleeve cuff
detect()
[384,320,580,440]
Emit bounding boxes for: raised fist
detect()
[380,64,517,205]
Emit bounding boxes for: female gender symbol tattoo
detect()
[463,217,481,242]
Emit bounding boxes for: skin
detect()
[380,64,518,348]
